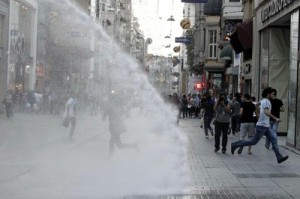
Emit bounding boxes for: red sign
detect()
[194,82,205,91]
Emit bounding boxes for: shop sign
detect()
[175,37,191,45]
[261,0,298,23]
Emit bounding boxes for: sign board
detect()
[181,0,208,3]
[175,37,191,45]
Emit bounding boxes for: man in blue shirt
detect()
[231,87,289,164]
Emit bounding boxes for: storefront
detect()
[8,0,37,92]
[255,0,300,149]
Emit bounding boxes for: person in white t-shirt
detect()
[63,92,76,138]
[231,87,289,164]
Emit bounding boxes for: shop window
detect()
[260,30,269,90]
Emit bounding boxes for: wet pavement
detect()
[0,113,300,198]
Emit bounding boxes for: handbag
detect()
[63,118,70,128]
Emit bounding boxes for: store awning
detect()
[220,45,233,60]
[229,19,253,54]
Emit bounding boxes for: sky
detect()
[132,0,184,57]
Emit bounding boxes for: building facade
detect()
[0,0,9,113]
[8,0,38,92]
[253,0,300,149]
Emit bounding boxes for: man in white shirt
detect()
[231,87,289,164]
[63,92,76,138]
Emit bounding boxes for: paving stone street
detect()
[0,113,300,198]
[183,118,300,199]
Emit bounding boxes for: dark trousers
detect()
[204,115,213,136]
[182,107,188,118]
[5,103,13,118]
[109,132,136,156]
[231,115,240,134]
[214,121,229,151]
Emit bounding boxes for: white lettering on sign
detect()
[261,0,298,23]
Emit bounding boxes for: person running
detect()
[231,87,289,164]
[265,88,284,150]
[214,93,231,153]
[237,93,257,155]
[103,101,139,158]
[63,92,77,138]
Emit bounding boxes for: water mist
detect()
[6,0,191,198]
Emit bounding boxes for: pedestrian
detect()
[237,93,257,155]
[63,92,77,138]
[2,90,13,118]
[202,94,215,138]
[103,104,139,158]
[181,94,188,119]
[171,93,181,124]
[187,94,194,118]
[265,88,284,150]
[230,93,241,136]
[199,95,206,128]
[231,87,289,164]
[213,93,231,153]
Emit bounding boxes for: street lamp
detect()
[167,15,175,21]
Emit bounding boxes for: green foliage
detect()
[185,28,202,75]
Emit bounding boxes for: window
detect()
[208,30,217,58]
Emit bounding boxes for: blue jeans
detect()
[265,120,279,148]
[232,125,283,160]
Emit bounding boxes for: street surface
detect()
[0,112,300,198]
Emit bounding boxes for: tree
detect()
[185,27,202,75]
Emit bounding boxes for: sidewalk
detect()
[180,117,300,198]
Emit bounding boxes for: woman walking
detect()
[213,93,231,153]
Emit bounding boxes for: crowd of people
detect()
[2,87,288,163]
[1,89,101,118]
[165,87,288,164]
[1,89,139,158]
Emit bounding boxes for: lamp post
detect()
[167,15,175,21]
